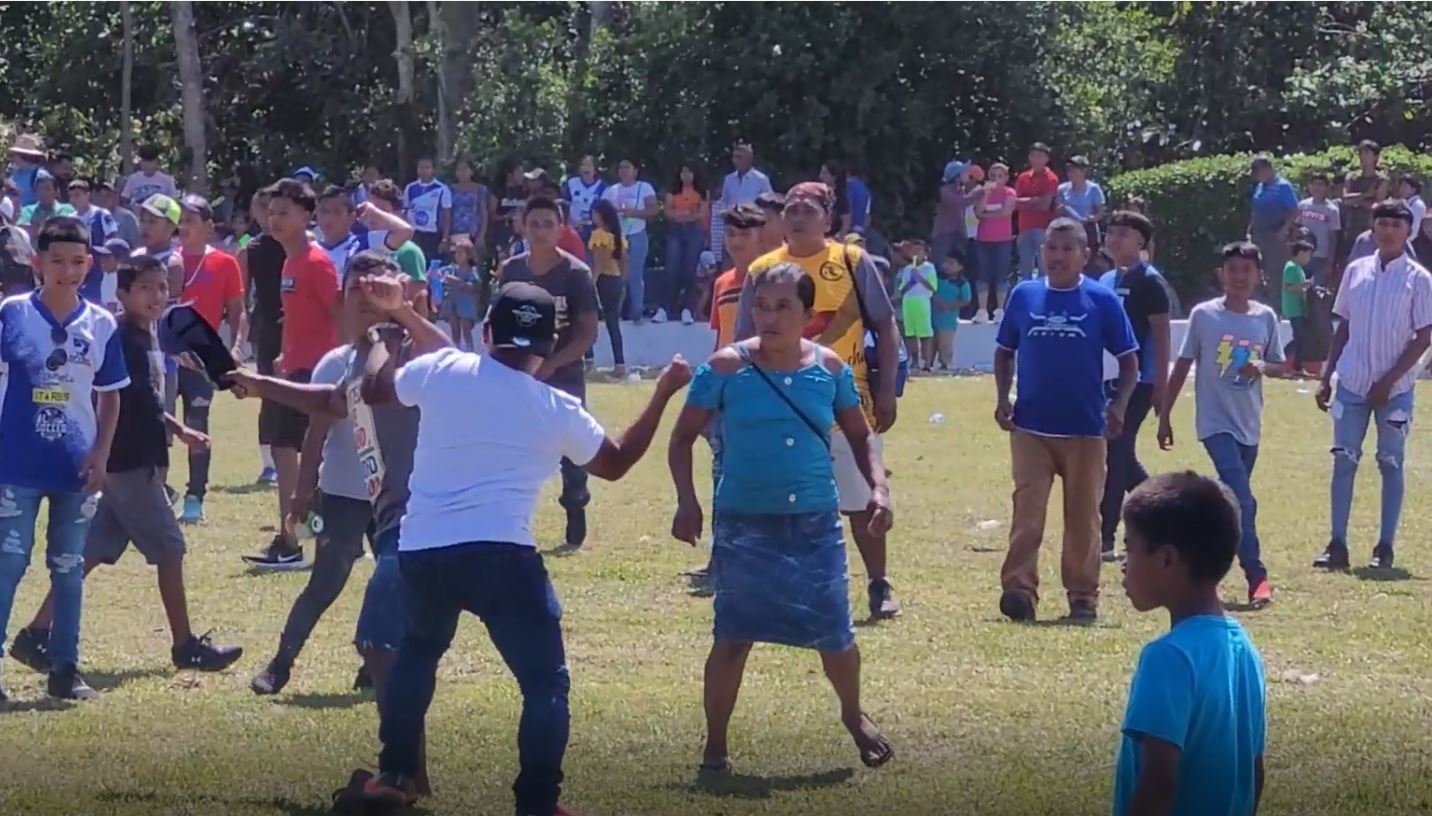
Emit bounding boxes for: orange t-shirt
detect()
[279,244,340,375]
[179,247,243,332]
[709,268,745,347]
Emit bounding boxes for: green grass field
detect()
[2,376,1431,816]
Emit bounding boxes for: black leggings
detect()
[1101,382,1155,549]
[596,274,625,366]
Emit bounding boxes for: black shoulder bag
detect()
[734,342,831,450]
[842,246,906,398]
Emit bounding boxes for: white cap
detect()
[0,197,13,223]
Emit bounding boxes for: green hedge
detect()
[1106,146,1432,304]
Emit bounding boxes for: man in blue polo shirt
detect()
[403,158,452,263]
[1248,155,1299,306]
[993,217,1138,624]
[0,216,128,701]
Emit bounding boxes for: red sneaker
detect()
[555,807,582,816]
[1248,578,1272,609]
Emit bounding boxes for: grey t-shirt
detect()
[347,341,421,537]
[312,345,368,501]
[1297,198,1341,260]
[499,250,599,398]
[1182,298,1284,446]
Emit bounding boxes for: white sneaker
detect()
[680,309,694,325]
[652,308,669,324]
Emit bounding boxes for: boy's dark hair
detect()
[723,203,767,230]
[943,244,967,268]
[753,261,816,309]
[118,255,166,291]
[1290,239,1315,255]
[1309,172,1330,184]
[271,178,317,213]
[36,216,90,251]
[1373,198,1414,225]
[317,184,353,208]
[1107,210,1154,245]
[369,179,403,208]
[1123,471,1241,583]
[1221,240,1263,266]
[95,179,114,193]
[522,195,560,219]
[754,191,785,213]
[1045,217,1087,245]
[1250,153,1274,171]
[1029,141,1052,156]
[1097,248,1116,267]
[344,250,402,287]
[1400,175,1423,195]
[1358,138,1382,156]
[67,179,90,193]
[138,144,160,162]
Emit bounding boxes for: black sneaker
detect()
[565,508,587,548]
[251,660,292,696]
[1369,542,1395,570]
[1067,600,1098,623]
[1100,543,1120,564]
[172,631,243,672]
[999,589,1036,622]
[360,772,419,810]
[1313,539,1351,570]
[241,535,308,571]
[9,626,51,673]
[47,663,98,701]
[353,664,373,692]
[868,578,902,620]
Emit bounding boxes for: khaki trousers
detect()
[1000,429,1107,608]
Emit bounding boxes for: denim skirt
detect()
[710,509,854,652]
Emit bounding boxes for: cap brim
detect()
[493,338,555,357]
[9,147,45,158]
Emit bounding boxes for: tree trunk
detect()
[389,0,416,172]
[589,0,612,34]
[119,0,134,179]
[439,1,481,160]
[566,1,610,150]
[426,0,452,164]
[170,0,209,195]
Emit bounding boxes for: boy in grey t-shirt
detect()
[1158,241,1285,608]
[1297,174,1341,284]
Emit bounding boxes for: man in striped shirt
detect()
[1314,199,1432,571]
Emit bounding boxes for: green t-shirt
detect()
[1282,260,1306,318]
[393,241,427,282]
[18,202,76,227]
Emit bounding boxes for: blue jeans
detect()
[1201,434,1266,583]
[355,527,406,651]
[1017,227,1045,280]
[973,240,1013,316]
[379,543,568,816]
[1330,387,1414,548]
[623,230,649,320]
[0,486,89,671]
[664,222,704,315]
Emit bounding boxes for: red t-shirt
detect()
[179,247,244,332]
[1015,167,1060,231]
[558,225,589,262]
[279,243,340,375]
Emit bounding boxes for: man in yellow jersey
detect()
[733,181,903,619]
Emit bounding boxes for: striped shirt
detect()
[1333,251,1432,398]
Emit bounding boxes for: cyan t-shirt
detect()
[1058,180,1105,221]
[933,277,971,332]
[996,277,1137,437]
[1114,615,1266,816]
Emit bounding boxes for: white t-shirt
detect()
[601,181,656,235]
[394,348,606,551]
[121,170,177,204]
[403,179,453,234]
[1409,195,1427,240]
[898,262,937,301]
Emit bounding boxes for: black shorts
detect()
[258,368,312,450]
[413,230,442,263]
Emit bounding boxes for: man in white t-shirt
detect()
[332,281,690,814]
[600,159,658,320]
[120,145,178,208]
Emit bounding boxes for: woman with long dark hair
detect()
[820,160,852,237]
[658,162,709,325]
[589,198,628,376]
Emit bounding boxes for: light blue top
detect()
[687,345,860,514]
[1058,180,1105,221]
[1113,615,1266,816]
[1250,176,1298,230]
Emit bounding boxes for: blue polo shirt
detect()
[0,292,129,491]
[995,277,1137,437]
[1250,176,1298,231]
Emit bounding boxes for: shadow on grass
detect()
[279,692,370,710]
[98,790,432,816]
[86,665,171,692]
[543,543,583,558]
[1222,600,1270,613]
[1353,566,1415,582]
[676,766,856,799]
[0,697,73,714]
[215,483,278,496]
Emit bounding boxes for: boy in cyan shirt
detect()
[1115,471,1266,816]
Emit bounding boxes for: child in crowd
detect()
[1114,471,1266,816]
[0,217,126,701]
[932,247,972,370]
[96,237,130,314]
[1283,240,1314,376]
[589,199,629,376]
[896,240,938,371]
[440,235,482,351]
[1159,241,1285,607]
[121,144,178,207]
[754,191,786,254]
[12,256,243,690]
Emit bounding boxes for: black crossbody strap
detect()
[843,245,874,329]
[736,342,831,450]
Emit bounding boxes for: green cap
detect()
[141,193,181,226]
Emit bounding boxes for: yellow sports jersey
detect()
[748,241,873,421]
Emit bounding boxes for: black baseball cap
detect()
[487,282,556,356]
